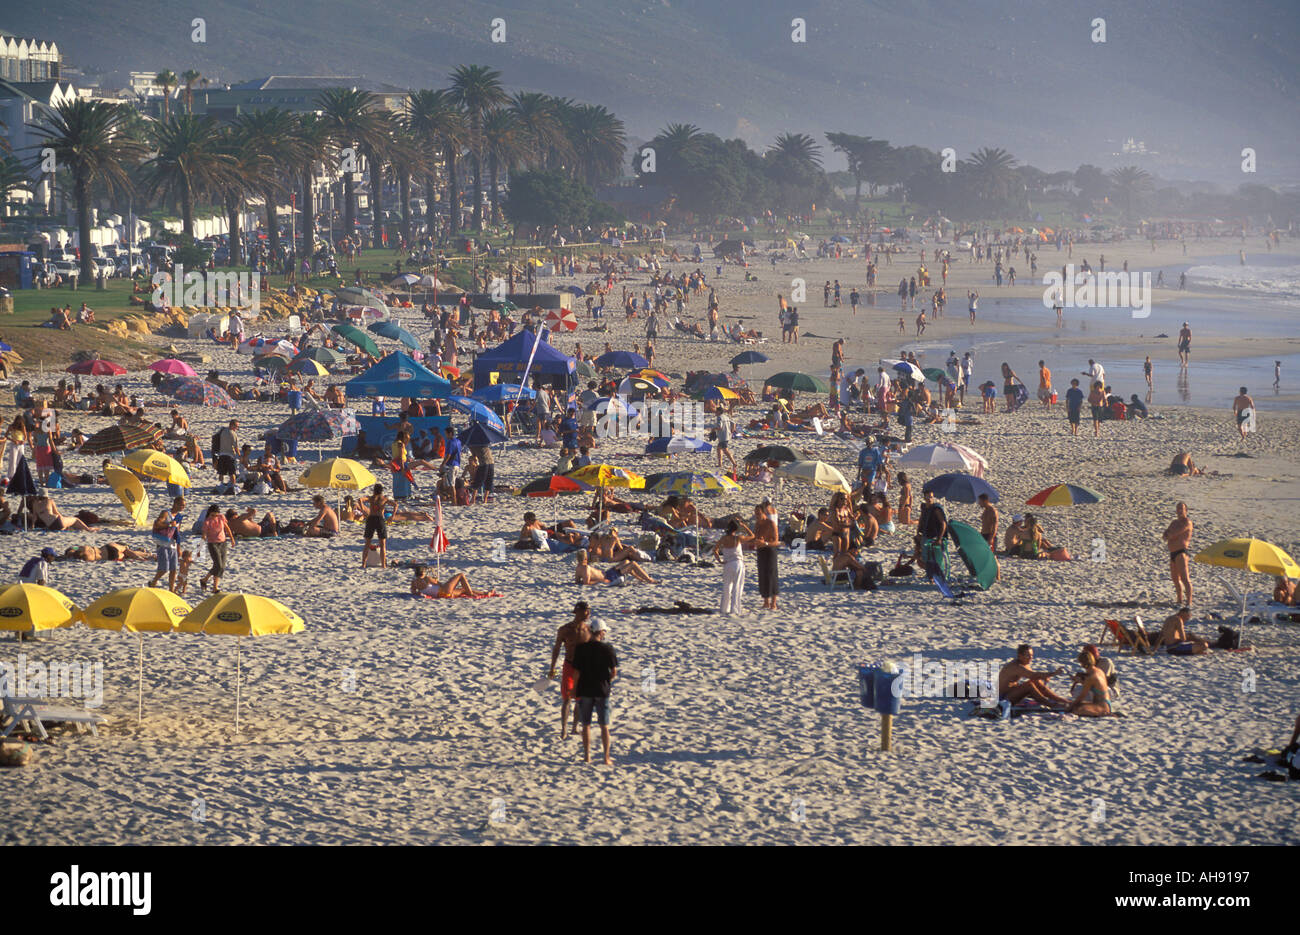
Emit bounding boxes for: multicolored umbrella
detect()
[150,358,197,377]
[67,359,126,376]
[289,357,329,377]
[170,380,233,409]
[521,474,592,497]
[649,471,740,496]
[1025,483,1103,507]
[80,423,165,455]
[276,409,359,443]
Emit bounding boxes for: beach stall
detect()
[472,328,577,395]
[343,352,453,455]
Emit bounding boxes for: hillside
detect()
[5,0,1298,180]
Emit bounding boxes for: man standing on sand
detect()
[753,498,781,611]
[1177,322,1192,368]
[1162,502,1194,606]
[571,617,618,765]
[549,601,591,739]
[1065,378,1084,436]
[1082,358,1105,390]
[1233,387,1255,439]
[967,290,979,323]
[978,492,999,548]
[1037,360,1053,408]
[715,407,737,476]
[998,645,1069,707]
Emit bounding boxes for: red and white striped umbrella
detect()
[430,495,448,555]
[545,308,578,332]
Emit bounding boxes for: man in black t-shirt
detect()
[571,619,619,765]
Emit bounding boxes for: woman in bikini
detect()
[409,564,495,598]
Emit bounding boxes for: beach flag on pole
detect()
[430,495,448,572]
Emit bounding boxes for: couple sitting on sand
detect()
[998,643,1119,716]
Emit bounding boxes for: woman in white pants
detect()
[713,518,756,614]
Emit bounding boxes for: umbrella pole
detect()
[235,636,242,734]
[137,633,144,725]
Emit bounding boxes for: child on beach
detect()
[897,472,913,525]
[175,549,194,597]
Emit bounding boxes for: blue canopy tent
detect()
[345,352,453,400]
[472,329,577,394]
[343,352,453,456]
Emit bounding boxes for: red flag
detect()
[430,495,448,553]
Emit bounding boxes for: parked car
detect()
[91,257,116,279]
[116,256,144,277]
[49,260,81,282]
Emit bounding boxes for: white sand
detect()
[2,237,1298,845]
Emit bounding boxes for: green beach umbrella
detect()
[948,521,997,591]
[331,323,380,357]
[304,346,347,367]
[766,371,829,394]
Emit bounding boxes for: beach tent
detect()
[472,329,576,391]
[345,352,452,400]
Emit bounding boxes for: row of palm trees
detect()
[29,65,628,280]
[151,70,207,118]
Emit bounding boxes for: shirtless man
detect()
[978,493,999,548]
[362,484,392,567]
[1161,502,1193,606]
[1232,387,1255,439]
[1154,607,1210,654]
[306,495,339,537]
[998,644,1069,707]
[1065,649,1113,716]
[1177,322,1191,367]
[587,528,641,562]
[549,602,591,738]
[574,548,656,585]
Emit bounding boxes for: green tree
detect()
[233,108,308,256]
[407,89,465,235]
[316,88,381,241]
[1108,166,1153,219]
[139,114,237,238]
[29,99,145,279]
[154,70,177,119]
[448,64,508,231]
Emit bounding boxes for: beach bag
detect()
[362,544,385,568]
[1110,401,1127,420]
[1048,546,1072,561]
[47,471,63,489]
[530,529,550,552]
[1215,625,1241,650]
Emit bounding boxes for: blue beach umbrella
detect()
[921,472,1000,504]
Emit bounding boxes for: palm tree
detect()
[181,70,201,115]
[769,133,822,172]
[509,92,567,170]
[214,122,269,267]
[363,111,397,249]
[560,102,625,187]
[0,152,33,211]
[28,100,145,280]
[154,70,177,119]
[386,126,426,246]
[139,114,237,237]
[448,64,508,231]
[966,147,1019,207]
[295,112,334,258]
[233,108,309,257]
[482,108,524,227]
[316,88,380,241]
[406,89,465,236]
[1108,166,1153,219]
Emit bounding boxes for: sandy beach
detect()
[2,235,1298,846]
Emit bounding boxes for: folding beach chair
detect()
[817,555,852,591]
[1,696,105,740]
[1098,618,1151,654]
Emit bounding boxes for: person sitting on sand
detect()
[1065,649,1114,716]
[306,495,340,537]
[804,507,836,551]
[1168,452,1204,476]
[1015,513,1055,558]
[868,492,895,534]
[1273,576,1296,606]
[998,644,1069,707]
[586,527,642,562]
[1153,607,1210,654]
[409,563,495,599]
[227,507,282,538]
[574,548,656,586]
[677,496,712,529]
[516,511,548,548]
[31,495,92,532]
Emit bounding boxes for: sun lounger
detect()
[1,696,105,740]
[817,555,852,590]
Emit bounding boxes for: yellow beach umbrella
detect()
[1194,538,1300,640]
[177,593,305,732]
[566,463,646,489]
[104,463,150,527]
[83,587,192,723]
[775,460,852,495]
[1194,538,1300,578]
[124,448,191,488]
[0,583,80,633]
[300,457,377,490]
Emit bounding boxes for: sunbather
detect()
[31,495,91,532]
[1273,576,1296,606]
[410,563,496,598]
[574,548,655,585]
[60,542,152,562]
[998,644,1069,706]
